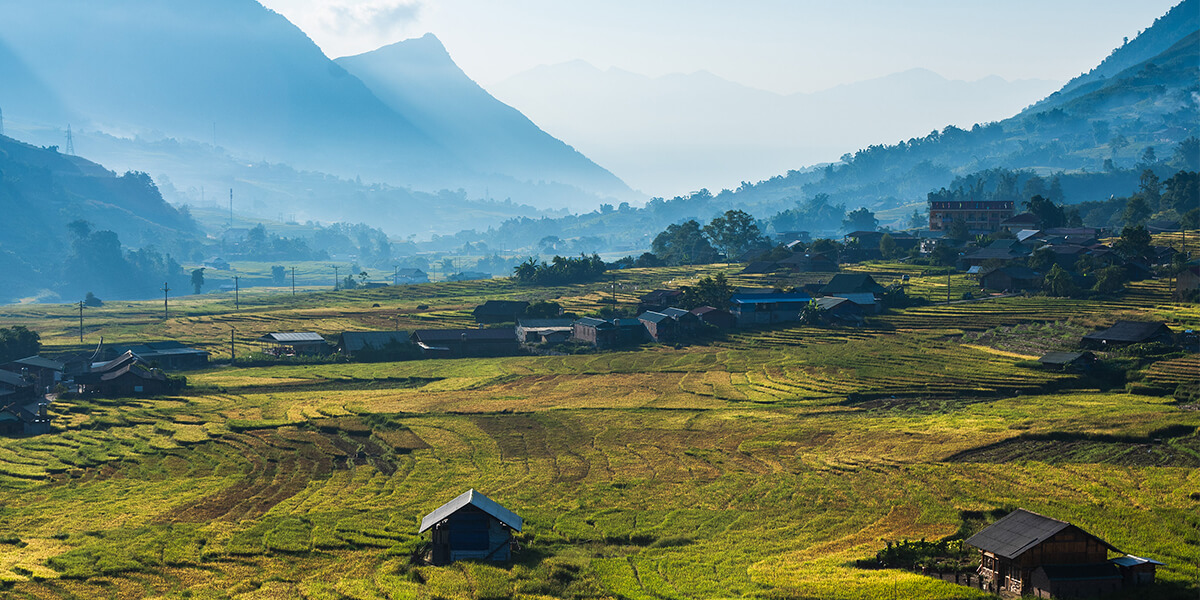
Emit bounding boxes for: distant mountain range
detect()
[0,0,632,212]
[490,63,1060,197]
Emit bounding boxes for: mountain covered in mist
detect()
[490,62,1060,197]
[0,134,200,302]
[336,34,628,199]
[0,0,632,212]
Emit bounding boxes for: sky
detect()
[256,0,1182,94]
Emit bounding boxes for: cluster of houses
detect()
[257,277,892,359]
[1034,320,1185,371]
[0,343,202,435]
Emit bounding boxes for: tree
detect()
[704,210,767,258]
[947,216,971,241]
[680,273,733,310]
[1170,137,1199,171]
[879,233,898,259]
[909,209,926,229]
[1139,146,1157,166]
[271,265,287,285]
[929,243,957,267]
[1161,171,1199,215]
[1043,264,1078,298]
[525,301,562,318]
[841,207,878,232]
[190,268,205,295]
[1138,169,1162,210]
[1023,195,1066,229]
[0,326,41,363]
[83,292,103,307]
[1027,247,1056,273]
[1121,196,1151,227]
[1114,225,1152,262]
[652,220,719,266]
[1092,266,1126,295]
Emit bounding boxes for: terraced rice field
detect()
[0,265,1196,599]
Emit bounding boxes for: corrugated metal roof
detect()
[517,319,574,328]
[639,311,672,323]
[0,371,29,388]
[1038,351,1087,365]
[8,356,65,371]
[575,317,612,328]
[1111,555,1164,567]
[1082,321,1172,344]
[964,509,1120,560]
[832,293,877,306]
[260,332,326,343]
[419,489,523,533]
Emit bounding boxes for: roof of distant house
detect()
[574,317,613,329]
[419,489,522,534]
[638,311,673,324]
[1082,321,1172,344]
[6,356,65,371]
[0,371,30,388]
[259,332,326,343]
[965,509,1120,560]
[1037,351,1091,365]
[980,265,1041,280]
[339,331,411,352]
[517,319,574,329]
[819,274,885,296]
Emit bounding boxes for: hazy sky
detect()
[257,0,1181,93]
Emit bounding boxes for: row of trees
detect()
[0,326,40,363]
[513,254,606,285]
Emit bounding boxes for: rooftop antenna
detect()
[65,124,75,155]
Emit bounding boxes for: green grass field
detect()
[0,263,1196,599]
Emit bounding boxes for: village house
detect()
[1081,321,1174,349]
[815,296,866,325]
[825,292,879,314]
[572,317,618,349]
[612,318,648,345]
[638,311,677,343]
[412,329,519,358]
[393,268,429,285]
[660,307,701,336]
[638,289,684,313]
[1036,351,1097,372]
[1,356,65,392]
[419,489,523,565]
[106,341,210,370]
[930,199,1015,233]
[729,291,813,327]
[965,508,1160,598]
[75,351,175,396]
[690,306,735,329]
[515,319,574,345]
[258,332,330,355]
[472,300,529,324]
[1177,263,1199,299]
[336,331,412,357]
[0,371,50,435]
[819,273,886,297]
[979,265,1043,292]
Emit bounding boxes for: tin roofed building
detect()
[419,489,523,565]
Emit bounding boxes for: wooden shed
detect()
[420,489,522,565]
[965,509,1121,597]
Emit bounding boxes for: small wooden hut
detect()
[419,489,523,565]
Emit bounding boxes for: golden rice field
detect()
[0,263,1196,599]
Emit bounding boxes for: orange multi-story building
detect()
[928,200,1014,233]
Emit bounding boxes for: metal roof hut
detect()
[257,332,330,355]
[965,509,1123,597]
[419,489,523,565]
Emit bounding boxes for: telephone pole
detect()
[291,266,296,296]
[230,327,236,363]
[162,282,171,319]
[233,275,240,310]
[77,301,85,343]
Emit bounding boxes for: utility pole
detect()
[77,301,85,343]
[291,266,296,296]
[394,264,400,286]
[230,327,236,363]
[234,275,240,310]
[611,273,617,306]
[162,282,171,319]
